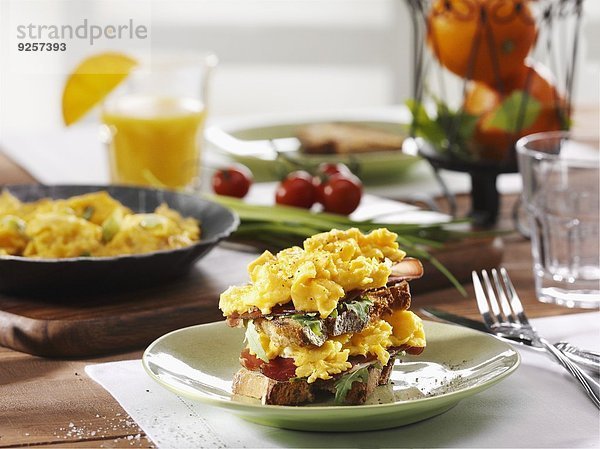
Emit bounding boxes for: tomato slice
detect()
[239,348,265,371]
[260,357,297,382]
[239,344,424,383]
[240,349,297,382]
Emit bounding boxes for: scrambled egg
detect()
[0,190,201,258]
[24,213,103,258]
[385,308,426,348]
[249,311,425,383]
[219,228,406,318]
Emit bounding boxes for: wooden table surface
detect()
[0,150,590,448]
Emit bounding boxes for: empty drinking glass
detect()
[516,131,600,308]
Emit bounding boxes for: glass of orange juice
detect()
[101,53,217,189]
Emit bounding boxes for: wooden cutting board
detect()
[0,238,503,357]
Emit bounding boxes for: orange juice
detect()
[102,96,206,188]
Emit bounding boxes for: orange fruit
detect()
[427,0,537,89]
[464,81,501,115]
[504,61,563,107]
[62,52,137,125]
[465,62,567,160]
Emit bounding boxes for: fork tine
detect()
[472,271,498,329]
[500,267,530,325]
[491,268,516,324]
[481,270,505,325]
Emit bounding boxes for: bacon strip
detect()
[388,258,424,284]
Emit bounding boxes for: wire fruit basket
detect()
[405,0,583,226]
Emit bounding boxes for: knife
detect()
[421,307,600,373]
[421,307,488,333]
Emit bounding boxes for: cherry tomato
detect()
[314,163,353,204]
[321,173,362,215]
[275,170,317,209]
[212,165,252,198]
[312,177,326,205]
[316,162,352,177]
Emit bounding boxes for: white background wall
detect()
[0,0,598,135]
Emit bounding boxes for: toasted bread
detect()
[232,357,395,406]
[254,281,412,348]
[297,123,404,155]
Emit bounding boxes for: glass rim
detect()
[516,131,600,165]
[132,51,218,72]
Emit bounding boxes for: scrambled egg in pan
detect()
[0,190,200,259]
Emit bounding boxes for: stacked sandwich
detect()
[219,228,425,406]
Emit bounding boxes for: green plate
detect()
[205,115,420,183]
[143,321,519,432]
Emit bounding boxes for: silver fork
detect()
[473,268,600,409]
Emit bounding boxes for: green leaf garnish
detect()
[290,314,324,337]
[487,90,541,133]
[334,366,370,404]
[1,215,26,233]
[140,215,166,230]
[343,297,373,324]
[101,209,123,243]
[405,98,447,148]
[82,206,95,221]
[405,98,477,155]
[244,321,269,363]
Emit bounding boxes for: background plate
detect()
[143,320,520,432]
[205,114,420,183]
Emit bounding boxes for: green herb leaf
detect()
[1,215,26,233]
[291,314,324,337]
[140,215,166,230]
[334,366,370,404]
[82,206,95,221]
[244,321,269,363]
[406,98,477,153]
[487,90,541,133]
[101,210,123,243]
[405,99,446,148]
[343,297,373,324]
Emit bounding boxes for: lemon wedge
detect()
[62,52,137,125]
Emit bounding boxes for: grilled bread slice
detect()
[232,357,396,405]
[297,123,404,155]
[254,281,412,348]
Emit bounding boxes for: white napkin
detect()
[86,312,600,449]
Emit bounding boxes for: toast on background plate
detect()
[297,123,404,155]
